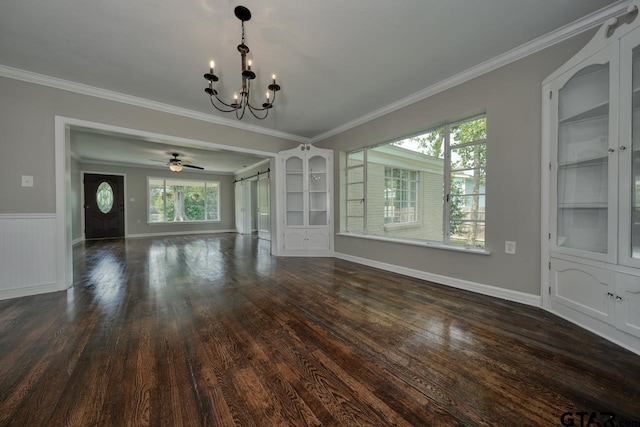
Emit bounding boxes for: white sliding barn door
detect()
[235,181,247,235]
[257,174,271,241]
[235,180,253,235]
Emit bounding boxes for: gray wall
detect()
[0,76,297,215]
[315,31,595,296]
[77,162,236,237]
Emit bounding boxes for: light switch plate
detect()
[21,175,33,187]
[505,241,516,255]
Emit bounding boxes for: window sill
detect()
[336,232,491,255]
[148,220,221,225]
[384,222,420,231]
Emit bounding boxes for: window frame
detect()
[343,114,487,250]
[384,166,419,225]
[147,177,221,224]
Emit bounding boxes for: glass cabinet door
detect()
[285,156,304,226]
[618,29,640,267]
[632,45,640,260]
[308,155,328,226]
[555,59,613,257]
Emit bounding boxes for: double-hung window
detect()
[384,167,418,224]
[344,114,486,249]
[148,177,220,223]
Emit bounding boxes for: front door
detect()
[84,173,125,239]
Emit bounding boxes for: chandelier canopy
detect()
[203,6,281,120]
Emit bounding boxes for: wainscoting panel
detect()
[0,214,58,300]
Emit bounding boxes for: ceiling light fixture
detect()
[203,6,281,120]
[169,159,183,172]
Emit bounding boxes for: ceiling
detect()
[70,127,270,174]
[0,0,622,141]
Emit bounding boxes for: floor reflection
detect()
[87,250,126,313]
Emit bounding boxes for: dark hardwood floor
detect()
[0,234,639,426]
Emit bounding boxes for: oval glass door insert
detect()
[96,181,114,213]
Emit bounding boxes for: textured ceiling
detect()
[0,0,620,141]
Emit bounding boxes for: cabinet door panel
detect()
[619,30,640,268]
[550,259,614,324]
[308,155,329,226]
[284,155,306,227]
[307,231,331,252]
[615,272,640,338]
[283,230,306,252]
[550,45,618,264]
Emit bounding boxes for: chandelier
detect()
[203,6,281,120]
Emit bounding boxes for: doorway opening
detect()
[56,116,280,289]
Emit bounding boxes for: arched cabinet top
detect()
[543,0,640,85]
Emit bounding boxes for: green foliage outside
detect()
[150,182,218,222]
[408,116,487,247]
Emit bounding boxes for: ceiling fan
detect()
[154,153,204,172]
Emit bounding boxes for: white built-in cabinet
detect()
[542,1,640,354]
[279,144,333,256]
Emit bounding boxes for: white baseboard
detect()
[548,302,640,356]
[126,229,236,238]
[0,282,63,301]
[72,237,84,246]
[334,252,541,307]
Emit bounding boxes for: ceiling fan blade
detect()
[150,159,169,164]
[183,164,204,170]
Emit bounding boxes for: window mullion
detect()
[444,124,451,245]
[363,149,368,234]
[163,179,167,222]
[204,182,208,220]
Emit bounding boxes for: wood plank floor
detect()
[1,234,639,426]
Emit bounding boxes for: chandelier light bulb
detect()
[209,60,214,72]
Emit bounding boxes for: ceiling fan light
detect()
[169,163,183,172]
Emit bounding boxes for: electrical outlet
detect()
[505,241,516,255]
[21,175,33,187]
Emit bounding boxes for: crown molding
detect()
[0,65,310,144]
[310,0,630,143]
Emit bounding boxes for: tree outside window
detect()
[148,178,219,223]
[345,114,486,249]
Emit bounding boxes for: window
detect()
[345,114,486,249]
[148,177,219,223]
[384,167,418,224]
